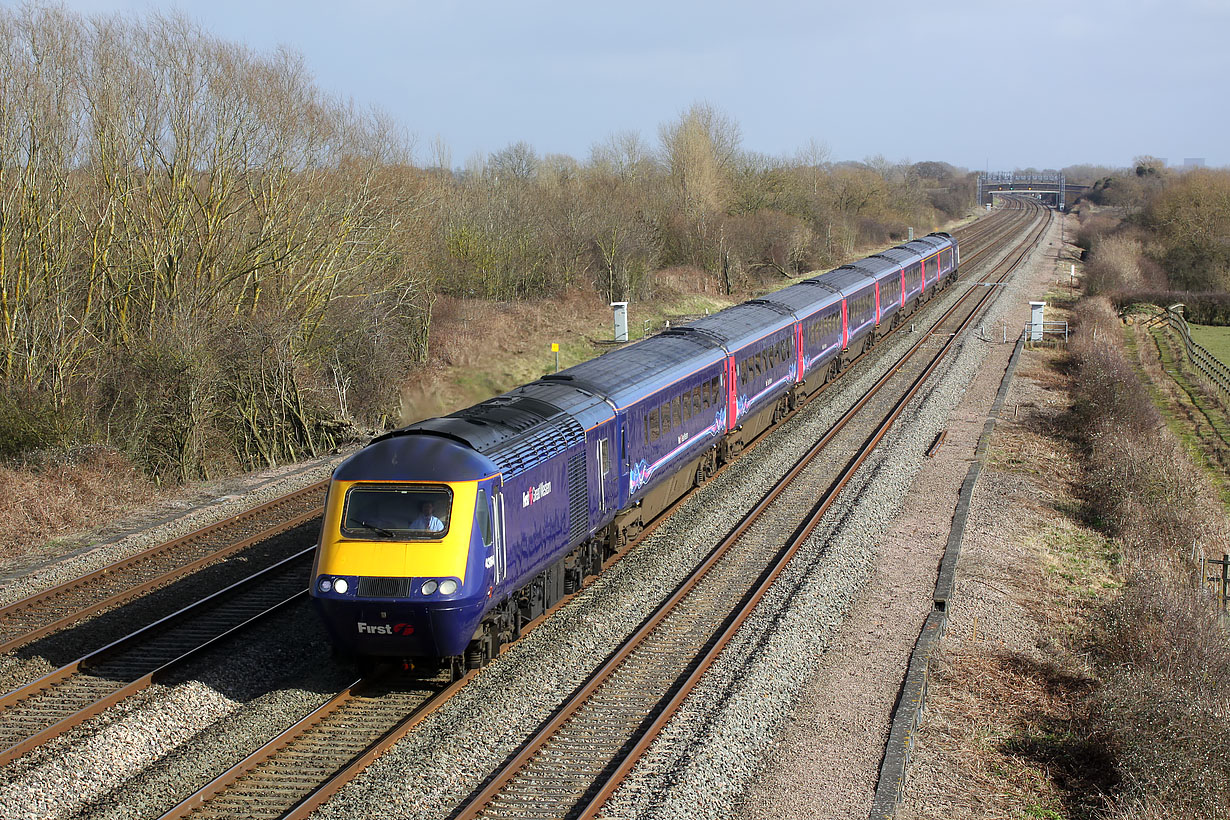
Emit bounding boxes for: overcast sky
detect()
[58,0,1227,171]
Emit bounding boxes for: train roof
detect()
[334,432,500,483]
[391,380,614,477]
[869,248,919,267]
[812,266,876,295]
[754,280,843,317]
[549,331,726,409]
[902,233,954,254]
[683,302,797,352]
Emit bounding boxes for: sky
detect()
[49,0,1230,171]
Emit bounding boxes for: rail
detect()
[150,203,1046,820]
[454,202,1052,820]
[0,481,326,655]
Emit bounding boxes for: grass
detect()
[1039,526,1120,598]
[1187,322,1230,366]
[1122,319,1230,509]
[400,286,738,425]
[0,449,159,564]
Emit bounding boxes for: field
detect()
[1188,323,1230,365]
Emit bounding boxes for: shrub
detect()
[0,391,67,460]
[1069,296,1230,819]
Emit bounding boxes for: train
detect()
[310,232,959,673]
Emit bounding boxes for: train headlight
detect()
[439,579,458,595]
[421,580,439,595]
[318,578,332,593]
[333,578,349,594]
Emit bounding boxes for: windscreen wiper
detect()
[355,520,396,538]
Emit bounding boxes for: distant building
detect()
[1183,157,1207,168]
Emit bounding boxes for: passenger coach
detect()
[311,231,959,673]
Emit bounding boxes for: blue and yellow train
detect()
[311,233,959,671]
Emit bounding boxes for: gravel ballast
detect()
[0,598,352,820]
[620,210,1066,820]
[0,454,347,606]
[311,212,1052,820]
[0,210,1051,820]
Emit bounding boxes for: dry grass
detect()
[0,448,155,563]
[921,646,1112,820]
[1069,297,1230,819]
[904,294,1230,820]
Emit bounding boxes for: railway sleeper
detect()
[452,274,957,678]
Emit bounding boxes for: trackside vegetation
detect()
[0,3,974,491]
[1070,297,1230,819]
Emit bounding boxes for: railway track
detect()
[447,200,1051,820]
[140,202,1048,820]
[0,548,314,767]
[0,203,1020,675]
[0,481,327,656]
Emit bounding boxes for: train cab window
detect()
[341,485,452,541]
[476,490,493,546]
[649,408,660,441]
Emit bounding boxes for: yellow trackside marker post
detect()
[552,342,560,372]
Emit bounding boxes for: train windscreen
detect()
[341,484,453,540]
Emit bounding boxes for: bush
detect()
[1069,297,1230,819]
[1084,234,1147,295]
[1095,578,1230,818]
[0,392,68,460]
[1113,292,1230,326]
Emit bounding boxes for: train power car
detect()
[311,232,959,672]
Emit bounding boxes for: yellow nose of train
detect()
[310,433,501,658]
[314,479,476,581]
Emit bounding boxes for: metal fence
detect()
[1020,321,1069,346]
[1162,306,1230,401]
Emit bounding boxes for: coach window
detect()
[650,408,660,441]
[673,396,682,427]
[643,413,649,444]
[476,489,493,546]
[702,381,710,408]
[693,386,702,415]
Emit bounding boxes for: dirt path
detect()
[738,211,1076,819]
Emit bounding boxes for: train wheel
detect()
[694,453,715,487]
